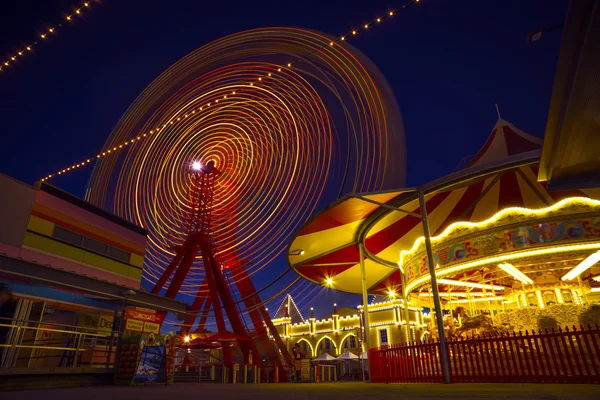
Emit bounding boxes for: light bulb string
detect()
[1,1,102,73]
[39,0,424,182]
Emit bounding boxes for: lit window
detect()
[562,290,573,304]
[379,329,389,345]
[349,336,357,348]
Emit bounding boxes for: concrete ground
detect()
[2,382,599,400]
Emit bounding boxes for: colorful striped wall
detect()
[21,185,147,289]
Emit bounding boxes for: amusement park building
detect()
[0,174,185,370]
[288,118,600,347]
[271,294,430,358]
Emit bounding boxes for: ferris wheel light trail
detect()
[83,27,406,302]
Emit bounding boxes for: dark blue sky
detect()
[0,0,568,318]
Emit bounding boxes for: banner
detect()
[124,307,165,334]
[300,358,311,381]
[115,329,176,385]
[133,345,167,384]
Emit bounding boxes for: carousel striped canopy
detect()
[288,119,600,295]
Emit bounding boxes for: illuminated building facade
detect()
[270,294,429,357]
[0,174,185,370]
[288,118,600,345]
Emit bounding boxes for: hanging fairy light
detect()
[1,0,102,73]
[40,0,425,182]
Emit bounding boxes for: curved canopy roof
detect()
[288,119,600,295]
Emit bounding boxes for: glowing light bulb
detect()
[191,161,203,171]
[364,25,368,28]
[389,11,394,16]
[352,31,356,35]
[326,278,333,287]
[377,18,381,22]
[184,335,190,343]
[341,37,345,41]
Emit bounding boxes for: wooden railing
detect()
[369,324,600,384]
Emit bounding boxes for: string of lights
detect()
[339,0,421,42]
[40,0,424,182]
[37,3,422,314]
[79,27,404,302]
[1,0,102,73]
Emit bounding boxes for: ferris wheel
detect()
[83,27,406,330]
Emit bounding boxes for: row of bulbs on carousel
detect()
[1,1,100,72]
[38,0,425,181]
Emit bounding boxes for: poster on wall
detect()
[116,331,176,385]
[300,358,311,381]
[133,345,167,385]
[115,307,175,385]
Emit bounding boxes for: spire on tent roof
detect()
[273,294,305,324]
[464,118,543,169]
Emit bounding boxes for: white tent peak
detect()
[312,352,337,361]
[336,351,359,360]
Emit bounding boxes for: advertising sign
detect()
[300,359,311,381]
[133,345,167,385]
[124,307,165,334]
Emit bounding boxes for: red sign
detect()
[125,307,165,325]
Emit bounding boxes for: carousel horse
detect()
[453,307,497,337]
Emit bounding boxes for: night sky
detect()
[1,0,568,320]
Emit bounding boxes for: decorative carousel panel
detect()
[402,197,600,293]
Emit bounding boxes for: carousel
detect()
[288,118,600,346]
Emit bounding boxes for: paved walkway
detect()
[2,382,599,400]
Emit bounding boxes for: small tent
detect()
[336,351,359,360]
[312,352,337,362]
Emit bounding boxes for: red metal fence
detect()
[369,324,600,384]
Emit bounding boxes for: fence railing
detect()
[0,317,118,370]
[369,324,600,384]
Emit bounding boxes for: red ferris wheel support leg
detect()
[164,243,200,299]
[229,261,293,368]
[195,295,212,332]
[202,245,265,367]
[179,277,209,336]
[151,250,184,295]
[200,246,234,365]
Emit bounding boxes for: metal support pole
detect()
[359,243,371,382]
[418,191,451,383]
[112,300,126,383]
[400,271,413,343]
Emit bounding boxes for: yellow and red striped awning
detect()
[288,119,600,295]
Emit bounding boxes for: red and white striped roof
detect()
[288,119,600,295]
